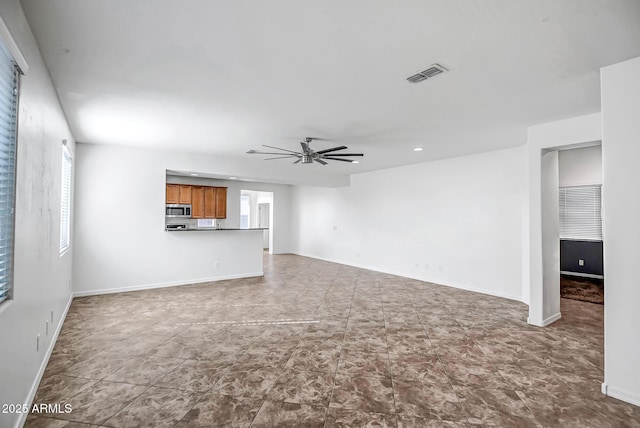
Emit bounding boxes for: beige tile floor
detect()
[26,254,640,427]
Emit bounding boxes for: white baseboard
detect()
[528,312,562,327]
[73,272,264,297]
[294,252,526,304]
[602,384,640,407]
[560,271,604,279]
[16,294,73,428]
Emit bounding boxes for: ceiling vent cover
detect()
[406,64,448,83]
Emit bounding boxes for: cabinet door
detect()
[191,186,204,218]
[166,184,179,204]
[178,185,192,204]
[215,187,227,219]
[203,187,216,218]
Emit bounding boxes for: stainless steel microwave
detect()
[165,204,191,218]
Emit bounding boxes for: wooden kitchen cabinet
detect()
[204,187,216,218]
[178,185,191,204]
[166,184,179,204]
[166,184,192,204]
[191,186,204,218]
[169,184,227,219]
[215,187,227,219]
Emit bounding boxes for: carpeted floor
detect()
[561,274,604,304]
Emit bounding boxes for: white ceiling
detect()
[20,0,640,181]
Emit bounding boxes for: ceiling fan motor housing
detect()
[302,154,314,164]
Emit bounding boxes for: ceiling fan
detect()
[246,137,364,165]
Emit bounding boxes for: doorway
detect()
[533,141,603,325]
[558,145,604,304]
[240,190,274,253]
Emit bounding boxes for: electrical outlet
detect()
[579,259,585,266]
[332,225,337,231]
[214,261,220,269]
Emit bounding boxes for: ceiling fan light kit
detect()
[247,137,364,165]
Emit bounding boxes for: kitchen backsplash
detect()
[165,217,225,229]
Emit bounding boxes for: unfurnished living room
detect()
[1,1,640,427]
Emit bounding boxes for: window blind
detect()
[60,146,72,254]
[0,43,19,304]
[559,185,602,241]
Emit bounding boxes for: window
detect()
[559,185,602,241]
[59,145,72,254]
[0,42,19,304]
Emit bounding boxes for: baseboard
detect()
[294,252,525,304]
[560,271,604,279]
[73,272,264,297]
[602,383,640,407]
[15,293,73,428]
[528,311,562,327]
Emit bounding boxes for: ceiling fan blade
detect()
[320,153,363,156]
[293,159,301,164]
[264,155,298,160]
[262,145,300,154]
[315,146,348,154]
[300,141,312,154]
[247,150,298,155]
[314,158,328,165]
[324,157,355,163]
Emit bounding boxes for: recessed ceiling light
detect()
[413,147,424,152]
[190,173,198,176]
[352,160,360,164]
[229,176,237,180]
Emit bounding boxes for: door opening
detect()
[240,190,274,253]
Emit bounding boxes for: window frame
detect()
[59,144,72,255]
[0,41,20,305]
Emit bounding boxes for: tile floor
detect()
[26,254,640,427]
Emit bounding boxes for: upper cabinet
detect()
[204,187,216,218]
[215,187,227,219]
[166,184,179,204]
[178,185,191,204]
[185,185,227,219]
[166,184,194,205]
[191,186,205,218]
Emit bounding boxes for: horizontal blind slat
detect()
[559,185,602,240]
[0,42,19,304]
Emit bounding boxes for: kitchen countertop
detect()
[165,228,268,232]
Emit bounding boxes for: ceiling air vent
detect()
[406,63,448,84]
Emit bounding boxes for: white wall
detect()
[601,55,640,406]
[526,112,601,326]
[0,2,76,428]
[540,150,560,324]
[73,143,293,295]
[292,145,527,302]
[558,145,602,187]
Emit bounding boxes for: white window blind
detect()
[559,185,602,241]
[59,146,72,254]
[0,42,19,304]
